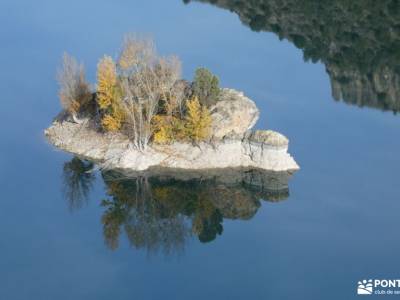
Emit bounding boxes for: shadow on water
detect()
[185,0,400,113]
[62,157,294,256]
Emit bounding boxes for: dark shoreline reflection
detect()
[62,157,294,256]
[185,0,400,113]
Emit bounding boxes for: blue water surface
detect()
[0,1,399,299]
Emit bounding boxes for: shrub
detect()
[57,53,92,118]
[192,67,220,107]
[185,96,212,142]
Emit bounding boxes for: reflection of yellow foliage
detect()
[185,97,212,142]
[101,212,121,251]
[192,216,202,234]
[108,181,121,194]
[153,186,173,201]
[192,197,215,235]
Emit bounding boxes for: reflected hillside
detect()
[186,0,400,112]
[62,157,294,256]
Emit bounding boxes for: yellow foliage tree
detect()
[101,114,122,132]
[97,56,117,109]
[152,115,170,144]
[185,96,212,142]
[96,56,124,131]
[152,115,186,144]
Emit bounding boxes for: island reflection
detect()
[185,0,400,113]
[62,157,293,256]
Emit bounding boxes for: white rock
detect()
[210,88,259,138]
[45,120,299,172]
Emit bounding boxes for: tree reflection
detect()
[62,157,95,211]
[62,157,293,256]
[101,177,191,255]
[185,0,400,113]
[99,168,291,255]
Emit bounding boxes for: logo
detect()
[357,279,400,295]
[358,279,373,295]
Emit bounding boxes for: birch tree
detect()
[117,35,182,150]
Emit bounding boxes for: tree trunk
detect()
[71,113,84,124]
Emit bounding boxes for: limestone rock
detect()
[247,130,289,148]
[210,88,259,138]
[45,120,299,172]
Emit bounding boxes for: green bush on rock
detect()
[192,67,220,107]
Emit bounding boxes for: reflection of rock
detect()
[106,166,292,201]
[101,167,293,254]
[187,0,400,113]
[211,185,260,220]
[62,157,294,256]
[210,88,259,138]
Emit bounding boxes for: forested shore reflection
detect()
[186,0,400,113]
[62,157,293,256]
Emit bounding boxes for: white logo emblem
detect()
[358,279,373,295]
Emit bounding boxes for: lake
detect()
[0,0,399,299]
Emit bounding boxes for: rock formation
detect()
[210,89,259,138]
[46,88,299,172]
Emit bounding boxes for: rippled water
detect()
[0,1,399,299]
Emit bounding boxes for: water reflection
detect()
[186,0,400,113]
[62,157,293,256]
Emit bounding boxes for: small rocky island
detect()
[45,35,299,172]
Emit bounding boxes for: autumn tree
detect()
[96,56,124,131]
[185,96,212,142]
[152,115,185,144]
[57,53,92,123]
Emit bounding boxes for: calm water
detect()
[1,1,400,299]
